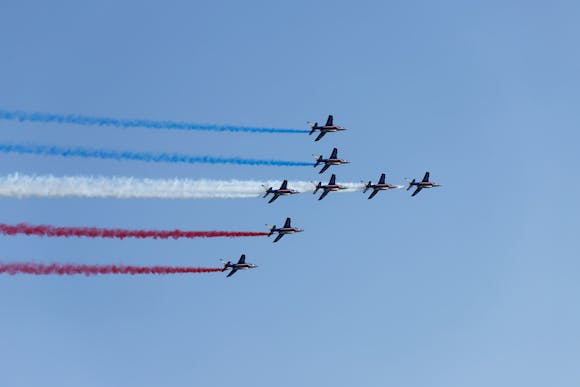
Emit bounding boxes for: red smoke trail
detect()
[0,262,224,276]
[0,223,268,240]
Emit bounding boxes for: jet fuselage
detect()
[315,126,347,133]
[323,158,349,165]
[224,263,257,271]
[275,227,304,235]
[372,183,398,190]
[267,189,298,196]
[322,184,345,192]
[414,182,440,189]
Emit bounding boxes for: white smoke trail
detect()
[0,174,365,199]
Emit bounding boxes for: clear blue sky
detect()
[0,1,579,386]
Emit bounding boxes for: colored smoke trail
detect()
[0,174,365,199]
[0,143,314,167]
[0,262,224,276]
[0,223,269,239]
[0,109,309,134]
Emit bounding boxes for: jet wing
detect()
[237,254,246,264]
[283,218,291,228]
[273,234,284,243]
[330,147,338,159]
[315,131,326,141]
[226,268,238,277]
[368,190,379,200]
[318,190,329,200]
[328,174,336,185]
[411,186,423,197]
[325,115,333,127]
[268,194,280,203]
[422,172,430,182]
[280,180,288,190]
[378,173,386,185]
[319,164,331,174]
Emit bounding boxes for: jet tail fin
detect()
[220,260,231,271]
[268,225,276,237]
[313,182,322,194]
[262,187,272,198]
[363,181,371,193]
[314,156,322,167]
[309,122,318,135]
[406,179,415,191]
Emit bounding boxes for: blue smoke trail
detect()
[0,144,314,167]
[0,110,309,134]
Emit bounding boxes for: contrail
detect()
[0,109,309,134]
[0,143,313,167]
[0,223,269,239]
[0,262,224,276]
[0,174,365,199]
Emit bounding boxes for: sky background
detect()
[0,1,579,386]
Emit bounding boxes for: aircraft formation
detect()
[224,114,441,277]
[0,111,441,278]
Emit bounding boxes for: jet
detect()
[406,171,441,197]
[221,254,258,278]
[308,115,348,141]
[267,217,304,243]
[313,173,347,200]
[363,173,403,199]
[263,180,299,203]
[314,147,350,174]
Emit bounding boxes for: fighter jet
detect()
[313,173,347,200]
[363,173,403,199]
[314,147,350,174]
[406,171,441,197]
[263,180,299,203]
[267,217,304,243]
[221,254,258,278]
[308,115,348,141]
